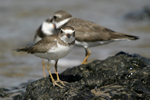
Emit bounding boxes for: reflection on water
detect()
[0,0,150,88]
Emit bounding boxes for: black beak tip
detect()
[67,34,71,38]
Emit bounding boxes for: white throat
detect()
[41,21,54,35]
[59,35,75,44]
[55,18,71,29]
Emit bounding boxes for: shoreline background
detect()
[0,0,149,88]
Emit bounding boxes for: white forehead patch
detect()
[62,29,75,33]
[55,14,62,18]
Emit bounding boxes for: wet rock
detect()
[0,81,31,100]
[0,88,10,98]
[124,5,150,21]
[21,51,150,100]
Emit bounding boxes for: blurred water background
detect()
[0,0,150,88]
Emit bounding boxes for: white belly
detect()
[34,43,74,60]
[75,40,113,48]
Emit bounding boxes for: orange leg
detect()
[55,60,68,86]
[81,48,91,64]
[42,60,46,77]
[46,60,63,88]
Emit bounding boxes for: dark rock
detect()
[0,81,31,100]
[1,52,150,100]
[0,88,10,98]
[21,51,150,100]
[12,94,23,100]
[124,5,150,21]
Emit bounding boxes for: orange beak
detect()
[66,34,71,38]
[53,24,55,28]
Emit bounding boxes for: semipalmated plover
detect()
[34,17,57,77]
[16,26,75,88]
[51,10,139,64]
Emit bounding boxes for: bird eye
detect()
[53,16,57,20]
[60,30,63,34]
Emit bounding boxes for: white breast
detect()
[41,22,54,35]
[34,43,74,60]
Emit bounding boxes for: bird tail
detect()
[15,47,29,52]
[123,35,139,40]
[110,32,139,41]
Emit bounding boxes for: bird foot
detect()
[52,80,63,88]
[56,79,68,86]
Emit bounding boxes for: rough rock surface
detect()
[1,51,150,100]
[0,81,30,100]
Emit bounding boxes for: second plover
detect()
[51,10,139,64]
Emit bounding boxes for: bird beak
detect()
[53,24,56,29]
[66,34,71,38]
